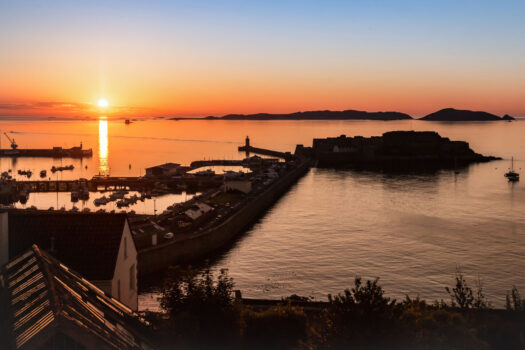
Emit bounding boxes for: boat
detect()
[51,165,75,173]
[125,119,132,124]
[40,170,47,178]
[71,191,79,202]
[195,169,215,176]
[504,157,520,182]
[94,196,109,206]
[79,187,89,200]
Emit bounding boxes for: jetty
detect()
[135,155,311,275]
[238,136,293,160]
[0,133,92,158]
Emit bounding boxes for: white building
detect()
[0,211,138,310]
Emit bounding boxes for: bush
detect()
[160,267,241,348]
[445,270,489,310]
[315,277,403,349]
[506,286,523,312]
[243,303,308,349]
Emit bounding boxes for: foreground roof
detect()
[7,211,128,281]
[0,245,154,350]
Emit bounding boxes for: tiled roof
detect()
[7,212,128,281]
[0,245,154,350]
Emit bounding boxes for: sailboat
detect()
[504,157,520,182]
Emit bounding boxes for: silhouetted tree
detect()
[243,303,308,349]
[506,286,523,312]
[161,267,241,348]
[315,277,402,349]
[445,270,489,309]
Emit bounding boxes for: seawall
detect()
[137,159,311,276]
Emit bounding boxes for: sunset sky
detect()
[1,0,524,118]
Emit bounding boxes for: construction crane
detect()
[3,133,18,150]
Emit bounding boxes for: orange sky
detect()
[1,1,524,118]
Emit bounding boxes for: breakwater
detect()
[137,159,311,276]
[0,148,92,158]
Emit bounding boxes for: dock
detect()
[0,148,93,158]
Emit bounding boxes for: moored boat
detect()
[504,157,520,182]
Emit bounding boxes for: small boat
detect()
[71,191,79,202]
[94,196,109,206]
[125,119,131,124]
[40,170,47,178]
[504,157,520,182]
[51,165,75,172]
[79,187,89,200]
[195,169,215,176]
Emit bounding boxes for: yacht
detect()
[504,157,520,182]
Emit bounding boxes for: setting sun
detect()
[97,98,109,108]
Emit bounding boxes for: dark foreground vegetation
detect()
[147,268,525,349]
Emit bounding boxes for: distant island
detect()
[173,110,413,121]
[421,108,515,121]
[170,108,517,121]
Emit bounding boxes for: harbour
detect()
[0,118,523,309]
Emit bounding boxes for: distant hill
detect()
[202,110,413,121]
[421,108,515,121]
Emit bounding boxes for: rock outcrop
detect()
[421,108,514,121]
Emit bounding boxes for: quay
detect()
[135,155,311,275]
[0,146,92,158]
[190,159,244,168]
[14,177,156,192]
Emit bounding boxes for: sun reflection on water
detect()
[98,118,109,175]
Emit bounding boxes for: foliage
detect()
[243,303,308,349]
[506,286,524,312]
[157,270,525,349]
[160,267,241,348]
[315,277,403,349]
[445,270,489,309]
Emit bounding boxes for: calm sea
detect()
[1,118,523,308]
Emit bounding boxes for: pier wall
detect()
[137,160,310,276]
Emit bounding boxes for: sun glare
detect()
[97,98,109,108]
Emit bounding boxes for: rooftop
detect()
[0,245,154,350]
[6,211,129,281]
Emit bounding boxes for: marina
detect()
[0,118,523,308]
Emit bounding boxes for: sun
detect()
[97,98,109,108]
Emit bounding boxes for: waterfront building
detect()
[223,180,252,194]
[0,211,138,310]
[0,245,154,350]
[145,162,181,178]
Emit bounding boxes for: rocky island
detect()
[198,110,413,121]
[421,108,515,121]
[296,131,499,169]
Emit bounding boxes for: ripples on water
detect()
[208,163,525,307]
[0,118,523,308]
